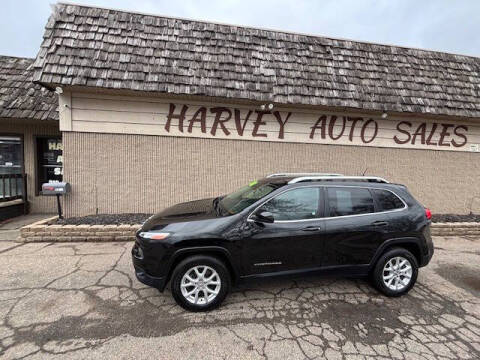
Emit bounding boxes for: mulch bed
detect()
[56,213,153,225]
[55,213,480,225]
[431,214,480,223]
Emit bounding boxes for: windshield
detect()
[219,180,280,214]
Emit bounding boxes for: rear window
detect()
[372,189,405,211]
[327,187,374,217]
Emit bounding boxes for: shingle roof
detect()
[32,2,480,118]
[0,56,58,121]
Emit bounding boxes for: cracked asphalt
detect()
[0,235,479,359]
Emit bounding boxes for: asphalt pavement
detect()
[0,235,479,359]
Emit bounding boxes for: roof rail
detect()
[267,172,343,178]
[288,176,389,184]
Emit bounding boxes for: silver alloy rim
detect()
[382,256,413,291]
[180,265,221,305]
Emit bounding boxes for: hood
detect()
[141,197,221,231]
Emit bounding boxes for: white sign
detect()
[66,93,480,153]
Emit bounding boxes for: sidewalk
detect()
[0,214,54,241]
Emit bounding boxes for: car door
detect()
[242,186,326,275]
[370,188,410,236]
[322,186,391,267]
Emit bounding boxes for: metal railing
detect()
[267,173,343,178]
[288,175,389,184]
[0,174,26,202]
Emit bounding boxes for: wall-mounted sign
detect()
[66,93,480,153]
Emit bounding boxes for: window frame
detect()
[0,133,25,201]
[324,185,408,219]
[247,185,408,223]
[34,135,63,196]
[370,188,406,213]
[247,185,325,223]
[0,132,24,175]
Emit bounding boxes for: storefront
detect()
[0,55,60,219]
[31,4,480,218]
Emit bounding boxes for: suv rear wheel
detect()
[171,255,231,311]
[372,248,418,297]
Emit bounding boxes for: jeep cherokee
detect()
[132,174,434,311]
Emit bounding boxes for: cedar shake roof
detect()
[0,56,58,121]
[33,2,480,118]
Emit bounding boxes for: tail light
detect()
[425,208,432,220]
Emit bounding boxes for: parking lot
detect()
[0,235,479,360]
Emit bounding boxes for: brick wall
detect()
[19,217,138,242]
[62,132,480,217]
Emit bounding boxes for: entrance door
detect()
[242,186,326,275]
[0,135,24,202]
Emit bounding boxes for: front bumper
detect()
[133,264,167,290]
[132,244,167,291]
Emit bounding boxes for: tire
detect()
[372,247,418,297]
[171,255,231,312]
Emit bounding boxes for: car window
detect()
[372,189,405,211]
[327,187,374,217]
[258,187,320,221]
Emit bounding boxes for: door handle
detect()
[371,221,388,227]
[301,226,321,232]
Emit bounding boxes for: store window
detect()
[0,136,23,200]
[36,137,63,193]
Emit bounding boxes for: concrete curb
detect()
[17,219,480,242]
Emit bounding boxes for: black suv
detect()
[132,174,434,311]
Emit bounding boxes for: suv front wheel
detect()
[171,255,231,311]
[372,247,418,297]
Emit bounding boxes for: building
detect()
[31,3,480,218]
[0,55,60,220]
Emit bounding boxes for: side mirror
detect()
[252,211,274,223]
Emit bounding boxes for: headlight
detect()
[139,232,170,240]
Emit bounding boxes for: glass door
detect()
[0,136,24,201]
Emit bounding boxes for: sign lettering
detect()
[67,94,480,153]
[162,103,473,150]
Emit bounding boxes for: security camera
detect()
[55,87,63,95]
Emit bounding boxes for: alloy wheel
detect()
[180,265,221,305]
[382,256,413,291]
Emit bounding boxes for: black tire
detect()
[372,247,418,297]
[171,255,231,312]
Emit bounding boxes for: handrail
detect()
[0,173,25,202]
[267,173,343,178]
[288,176,389,184]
